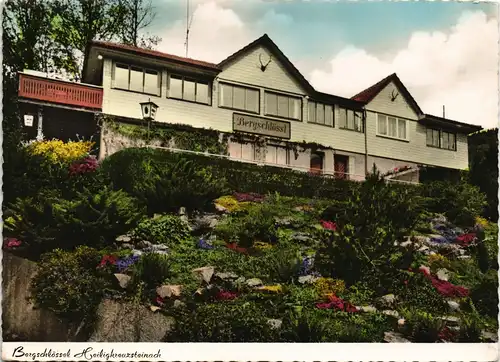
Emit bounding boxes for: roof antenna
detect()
[443,105,445,118]
[184,0,194,58]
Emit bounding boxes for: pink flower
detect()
[320,220,337,231]
[3,238,21,248]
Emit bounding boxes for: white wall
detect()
[364,81,469,170]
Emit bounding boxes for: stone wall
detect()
[2,252,174,342]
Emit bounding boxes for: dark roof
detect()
[90,41,221,71]
[421,113,482,134]
[219,34,364,109]
[351,73,424,116]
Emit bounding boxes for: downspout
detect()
[363,108,368,176]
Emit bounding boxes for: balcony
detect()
[18,72,103,110]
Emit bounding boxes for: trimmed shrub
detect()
[100,148,228,214]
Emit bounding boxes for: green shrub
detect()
[101,147,360,202]
[131,253,171,291]
[168,300,280,342]
[100,148,228,214]
[470,270,499,318]
[5,187,144,252]
[315,167,421,285]
[420,179,487,226]
[266,248,302,283]
[30,246,112,321]
[132,214,191,246]
[401,309,444,342]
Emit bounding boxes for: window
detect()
[168,75,211,105]
[265,91,302,120]
[113,63,161,96]
[229,141,255,161]
[219,83,259,113]
[339,108,364,132]
[308,101,334,127]
[426,128,456,151]
[265,144,290,165]
[377,114,407,140]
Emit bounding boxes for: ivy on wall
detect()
[100,114,345,162]
[104,116,229,155]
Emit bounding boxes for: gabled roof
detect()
[218,34,316,94]
[218,34,363,109]
[90,41,221,71]
[351,73,424,116]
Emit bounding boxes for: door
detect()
[310,152,324,174]
[334,154,349,179]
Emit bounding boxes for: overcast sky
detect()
[147,0,498,129]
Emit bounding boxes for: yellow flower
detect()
[253,241,273,251]
[26,140,94,164]
[256,285,283,293]
[475,216,489,228]
[314,277,345,297]
[214,195,252,213]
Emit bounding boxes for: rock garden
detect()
[3,141,498,343]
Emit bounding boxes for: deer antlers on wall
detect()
[391,89,399,102]
[259,53,272,72]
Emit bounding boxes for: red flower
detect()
[226,242,248,254]
[456,233,476,246]
[417,268,469,297]
[156,296,165,306]
[320,220,337,231]
[316,295,358,312]
[97,255,117,268]
[216,290,238,300]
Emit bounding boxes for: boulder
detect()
[298,275,319,284]
[379,294,397,308]
[267,319,283,330]
[382,310,400,319]
[116,235,132,243]
[384,331,411,343]
[190,213,220,232]
[114,273,131,289]
[397,318,405,327]
[192,266,215,283]
[156,285,182,298]
[120,243,134,250]
[214,203,229,213]
[437,268,450,281]
[440,316,460,326]
[173,300,186,309]
[358,305,377,313]
[137,240,153,249]
[246,278,263,287]
[89,299,174,342]
[274,217,294,228]
[178,207,189,224]
[481,331,498,342]
[291,232,313,243]
[447,300,460,312]
[215,272,239,280]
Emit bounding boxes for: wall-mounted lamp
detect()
[140,99,159,140]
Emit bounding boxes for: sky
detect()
[146,0,499,129]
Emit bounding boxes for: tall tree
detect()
[51,0,128,79]
[468,128,499,221]
[119,0,161,49]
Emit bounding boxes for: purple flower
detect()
[116,255,140,272]
[198,238,214,250]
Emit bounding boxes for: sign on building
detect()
[24,114,34,127]
[232,113,291,139]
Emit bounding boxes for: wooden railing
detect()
[18,73,103,110]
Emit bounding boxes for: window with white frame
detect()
[228,141,256,161]
[377,114,408,140]
[168,74,211,105]
[219,83,259,113]
[112,63,161,96]
[265,144,290,165]
[265,91,302,120]
[426,128,456,151]
[339,108,364,132]
[308,101,334,127]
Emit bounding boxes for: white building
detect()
[18,34,482,182]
